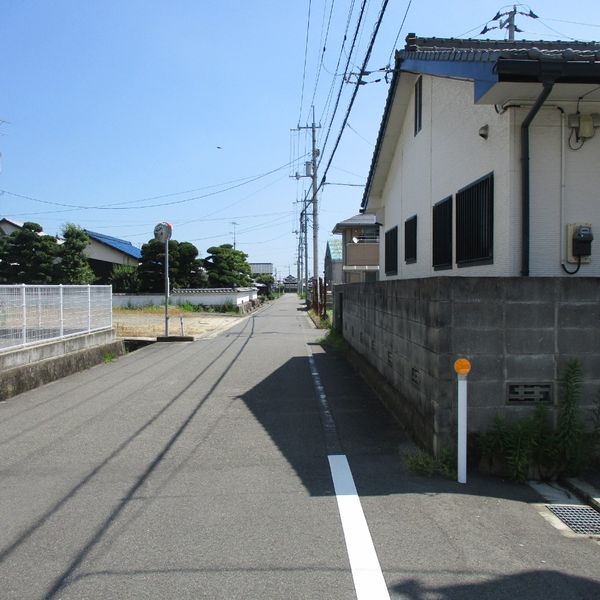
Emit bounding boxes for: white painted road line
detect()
[328,454,391,600]
[305,337,389,598]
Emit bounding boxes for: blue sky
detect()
[1,1,598,278]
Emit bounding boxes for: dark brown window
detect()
[414,76,423,136]
[385,226,398,275]
[404,216,417,263]
[456,173,494,265]
[433,196,453,269]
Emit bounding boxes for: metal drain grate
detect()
[547,505,600,535]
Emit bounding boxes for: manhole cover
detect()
[547,505,600,535]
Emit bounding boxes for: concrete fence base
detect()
[334,277,600,455]
[0,330,124,402]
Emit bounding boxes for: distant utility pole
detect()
[298,204,309,296]
[293,229,301,289]
[294,106,321,303]
[230,222,238,249]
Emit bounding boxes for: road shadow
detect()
[238,347,541,504]
[391,569,600,600]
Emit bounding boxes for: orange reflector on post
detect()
[454,358,471,376]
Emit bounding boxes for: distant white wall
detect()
[113,288,258,308]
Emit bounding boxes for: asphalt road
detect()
[0,294,599,599]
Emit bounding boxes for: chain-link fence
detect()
[0,285,112,352]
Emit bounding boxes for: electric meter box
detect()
[566,223,593,264]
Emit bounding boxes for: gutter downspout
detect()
[520,81,554,276]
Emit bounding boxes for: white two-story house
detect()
[336,35,600,453]
[363,34,599,279]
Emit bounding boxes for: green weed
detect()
[403,448,456,479]
[103,352,115,364]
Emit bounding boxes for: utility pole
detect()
[293,106,321,305]
[304,206,308,298]
[310,106,319,293]
[481,5,537,39]
[293,229,301,292]
[230,221,238,249]
[506,5,516,40]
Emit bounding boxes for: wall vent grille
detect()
[507,383,551,404]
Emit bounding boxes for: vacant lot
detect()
[112,307,240,338]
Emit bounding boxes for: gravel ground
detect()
[112,309,241,339]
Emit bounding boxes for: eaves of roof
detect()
[360,61,401,212]
[332,213,378,233]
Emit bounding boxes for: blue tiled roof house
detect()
[84,230,141,283]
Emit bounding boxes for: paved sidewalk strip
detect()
[306,337,390,599]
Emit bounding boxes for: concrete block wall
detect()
[335,277,600,454]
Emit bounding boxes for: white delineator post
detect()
[454,358,472,484]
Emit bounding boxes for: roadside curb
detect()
[562,477,600,512]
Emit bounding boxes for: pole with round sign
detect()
[454,358,471,484]
[154,222,173,337]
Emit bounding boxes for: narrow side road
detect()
[0,295,598,600]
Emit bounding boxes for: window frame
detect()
[414,76,423,136]
[432,196,453,270]
[384,226,398,275]
[456,172,494,267]
[404,215,417,264]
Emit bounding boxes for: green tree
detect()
[255,274,274,295]
[139,239,168,293]
[138,238,206,292]
[204,244,252,288]
[0,235,8,282]
[171,241,206,289]
[110,264,141,293]
[57,223,95,284]
[2,222,58,283]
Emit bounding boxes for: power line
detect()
[387,0,413,66]
[318,0,357,133]
[543,16,600,29]
[298,0,313,126]
[346,121,373,145]
[318,0,369,162]
[238,231,291,246]
[187,215,292,244]
[536,19,578,41]
[309,0,337,113]
[124,174,291,238]
[0,155,307,213]
[456,22,489,38]
[319,0,391,188]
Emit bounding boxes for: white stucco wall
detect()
[379,75,512,279]
[377,75,600,279]
[513,102,600,277]
[113,288,258,308]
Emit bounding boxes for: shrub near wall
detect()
[335,277,600,456]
